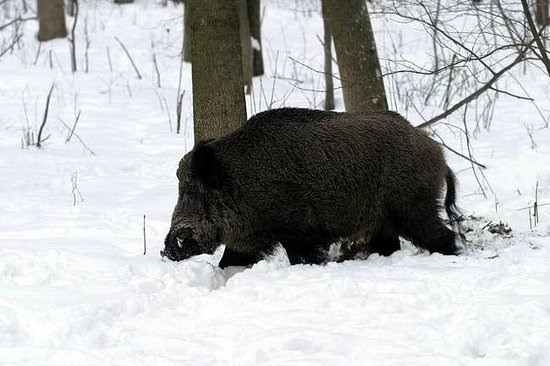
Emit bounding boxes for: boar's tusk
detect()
[177,237,183,248]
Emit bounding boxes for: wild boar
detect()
[161,108,461,268]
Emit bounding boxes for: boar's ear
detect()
[190,140,225,190]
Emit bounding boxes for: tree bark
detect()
[190,0,247,142]
[183,0,192,62]
[38,0,68,42]
[322,0,387,112]
[535,0,549,26]
[247,0,264,76]
[238,0,253,93]
[66,0,75,16]
[321,0,334,110]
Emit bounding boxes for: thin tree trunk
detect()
[321,0,334,110]
[66,0,75,16]
[322,0,387,112]
[238,0,253,94]
[38,0,68,42]
[183,0,192,62]
[248,0,264,76]
[190,0,247,142]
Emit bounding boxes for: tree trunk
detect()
[247,0,264,76]
[183,1,192,62]
[535,0,549,26]
[321,0,334,110]
[238,0,253,94]
[322,0,387,112]
[190,0,247,142]
[66,0,75,16]
[38,0,68,42]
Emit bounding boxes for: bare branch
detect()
[520,0,550,77]
[58,118,96,155]
[0,16,36,31]
[418,41,533,128]
[114,36,142,79]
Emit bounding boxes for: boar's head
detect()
[161,141,227,262]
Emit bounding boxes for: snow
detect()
[1,0,550,365]
[252,36,261,51]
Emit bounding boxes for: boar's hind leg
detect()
[218,247,263,268]
[369,223,401,256]
[397,214,459,255]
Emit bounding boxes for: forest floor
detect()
[1,1,549,365]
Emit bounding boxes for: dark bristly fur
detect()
[162,108,461,268]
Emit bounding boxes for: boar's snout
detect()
[161,227,203,262]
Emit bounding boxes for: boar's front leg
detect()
[218,247,263,268]
[280,238,328,265]
[368,222,401,256]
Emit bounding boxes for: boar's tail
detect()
[444,166,461,230]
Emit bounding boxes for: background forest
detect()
[1,0,549,364]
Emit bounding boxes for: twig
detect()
[58,118,96,155]
[269,51,279,109]
[288,55,347,84]
[143,214,147,255]
[0,33,23,59]
[518,203,550,211]
[176,91,185,134]
[152,39,161,88]
[106,46,113,72]
[65,110,81,142]
[436,137,487,169]
[70,0,79,73]
[534,180,539,225]
[36,83,55,148]
[114,36,142,79]
[84,16,90,73]
[70,171,84,205]
[33,42,42,65]
[0,16,36,32]
[462,104,487,198]
[160,93,172,132]
[176,54,184,133]
[480,221,493,231]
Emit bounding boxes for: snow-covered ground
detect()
[1,1,549,365]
